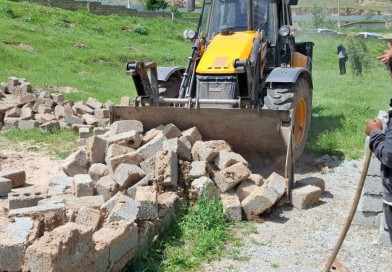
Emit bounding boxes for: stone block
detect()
[363,176,383,196]
[86,97,103,109]
[221,191,242,221]
[0,169,26,188]
[191,176,219,199]
[38,113,56,123]
[191,140,231,162]
[44,98,55,108]
[0,217,37,272]
[188,161,209,179]
[110,120,144,135]
[265,172,286,196]
[106,152,144,174]
[3,117,20,130]
[360,195,383,213]
[163,138,192,161]
[106,143,135,160]
[181,127,202,145]
[6,106,22,117]
[25,223,94,272]
[113,163,146,189]
[21,107,33,120]
[51,93,64,103]
[64,195,105,211]
[89,163,109,181]
[73,102,94,115]
[74,174,94,197]
[94,108,109,119]
[39,90,51,99]
[37,104,52,114]
[237,181,260,201]
[79,127,92,138]
[214,162,251,192]
[0,177,12,197]
[142,127,163,144]
[7,77,18,93]
[105,194,139,223]
[86,136,107,164]
[39,120,60,132]
[18,120,39,130]
[18,93,36,104]
[214,150,248,170]
[107,130,142,149]
[241,185,278,216]
[295,176,325,193]
[126,172,155,198]
[353,209,381,228]
[94,127,110,136]
[245,173,264,186]
[140,156,156,174]
[137,134,167,159]
[62,149,90,177]
[64,115,84,125]
[8,190,46,210]
[75,207,104,231]
[155,150,178,187]
[135,186,158,219]
[292,185,322,209]
[82,113,99,126]
[96,176,119,201]
[160,123,182,139]
[104,100,114,109]
[367,154,381,177]
[49,176,74,195]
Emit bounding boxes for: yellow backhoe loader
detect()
[110,0,314,202]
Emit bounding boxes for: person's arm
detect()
[377,42,392,64]
[366,118,392,168]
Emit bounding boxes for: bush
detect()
[132,24,148,35]
[346,36,373,76]
[145,0,168,11]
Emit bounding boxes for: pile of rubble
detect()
[0,118,325,271]
[0,77,112,132]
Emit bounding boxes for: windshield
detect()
[200,0,269,39]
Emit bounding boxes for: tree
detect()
[145,0,168,11]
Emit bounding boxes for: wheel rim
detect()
[294,97,307,145]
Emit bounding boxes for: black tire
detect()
[158,74,182,98]
[263,77,312,160]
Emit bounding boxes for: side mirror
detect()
[187,0,195,11]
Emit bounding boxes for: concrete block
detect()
[93,126,110,136]
[62,149,90,177]
[106,143,135,160]
[20,107,33,120]
[360,195,383,213]
[51,93,64,103]
[126,172,155,198]
[163,138,192,161]
[75,207,104,231]
[363,176,383,196]
[245,173,264,186]
[106,194,139,223]
[155,150,178,187]
[214,150,248,170]
[221,191,242,221]
[367,153,381,177]
[181,127,202,145]
[25,223,94,272]
[189,161,209,179]
[0,177,12,197]
[0,217,36,272]
[140,156,155,174]
[179,135,192,149]
[101,192,128,213]
[214,162,251,192]
[37,104,52,114]
[137,134,167,159]
[86,136,107,164]
[96,176,119,201]
[39,121,60,132]
[106,152,144,174]
[192,140,231,162]
[64,115,84,125]
[7,77,18,93]
[191,176,219,199]
[265,172,286,196]
[38,113,56,123]
[18,93,36,104]
[74,174,94,197]
[161,123,182,139]
[113,163,146,189]
[6,106,22,117]
[79,127,92,138]
[237,181,260,201]
[49,176,74,195]
[110,120,144,135]
[82,113,99,126]
[135,186,158,219]
[241,185,278,216]
[292,185,322,209]
[353,209,381,228]
[295,176,325,193]
[3,117,20,130]
[44,98,55,108]
[107,130,142,149]
[93,108,109,119]
[0,169,26,188]
[8,190,46,210]
[89,163,109,181]
[73,102,94,115]
[142,127,163,144]
[63,195,105,211]
[86,97,103,109]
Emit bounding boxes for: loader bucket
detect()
[110,106,295,201]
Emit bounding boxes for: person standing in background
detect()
[337,44,348,75]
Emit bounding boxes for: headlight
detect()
[278,25,291,37]
[183,29,196,40]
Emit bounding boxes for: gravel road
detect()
[203,155,392,272]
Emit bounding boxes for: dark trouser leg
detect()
[339,58,346,75]
[383,203,392,244]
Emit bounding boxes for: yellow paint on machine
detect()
[196,31,258,74]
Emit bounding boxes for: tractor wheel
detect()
[263,77,312,160]
[158,74,182,98]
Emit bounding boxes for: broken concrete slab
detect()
[113,163,146,190]
[214,162,251,192]
[155,150,178,187]
[0,169,26,188]
[49,176,74,195]
[135,186,158,220]
[75,207,104,231]
[8,190,46,210]
[292,185,322,209]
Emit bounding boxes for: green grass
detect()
[1,128,78,159]
[295,0,392,12]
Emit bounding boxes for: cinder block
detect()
[82,113,99,126]
[51,93,64,103]
[64,115,84,125]
[86,136,107,164]
[18,119,39,129]
[241,185,278,216]
[189,161,209,179]
[62,149,90,177]
[110,120,143,135]
[214,150,248,170]
[113,163,146,190]
[39,120,60,132]
[214,162,251,192]
[79,127,92,138]
[126,172,155,198]
[93,127,110,136]
[73,102,94,115]
[192,140,231,162]
[107,130,142,149]
[161,123,182,139]
[367,154,381,176]
[295,176,325,193]
[353,209,380,228]
[86,97,103,109]
[363,176,383,196]
[8,190,46,210]
[25,223,94,272]
[106,143,135,160]
[291,185,322,209]
[96,176,119,202]
[237,181,260,201]
[0,177,12,197]
[0,217,36,272]
[94,108,109,119]
[191,176,219,199]
[105,194,139,223]
[75,207,104,231]
[221,191,242,221]
[137,134,167,159]
[360,195,383,213]
[181,127,202,145]
[155,150,178,187]
[163,138,192,161]
[88,163,109,181]
[142,127,163,144]
[106,152,144,174]
[0,169,26,188]
[74,174,94,197]
[49,176,74,195]
[135,186,158,219]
